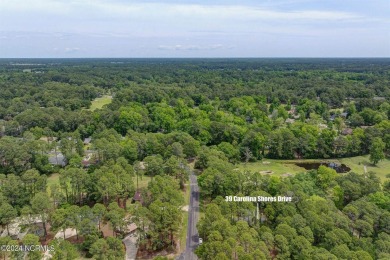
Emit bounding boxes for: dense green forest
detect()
[0,58,389,259]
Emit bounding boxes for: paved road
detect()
[123,234,138,260]
[177,171,200,260]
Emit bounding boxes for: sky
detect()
[0,0,389,58]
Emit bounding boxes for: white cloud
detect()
[0,0,71,14]
[64,47,80,52]
[0,0,363,21]
[158,44,224,51]
[0,1,388,57]
[1,0,383,39]
[1,1,373,40]
[168,5,360,21]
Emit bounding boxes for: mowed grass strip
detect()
[179,181,191,253]
[235,159,306,176]
[47,173,60,190]
[339,155,390,182]
[235,156,389,182]
[133,175,152,189]
[87,95,112,111]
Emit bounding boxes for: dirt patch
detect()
[101,223,115,238]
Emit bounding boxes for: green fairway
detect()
[339,155,390,182]
[235,159,307,177]
[235,156,390,182]
[88,95,112,111]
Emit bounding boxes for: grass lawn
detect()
[199,212,205,222]
[47,173,60,189]
[179,211,189,253]
[126,175,152,209]
[133,175,152,189]
[87,95,112,111]
[179,182,191,253]
[235,159,308,177]
[184,182,191,205]
[235,156,389,182]
[339,155,390,182]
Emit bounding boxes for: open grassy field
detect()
[87,95,112,111]
[235,159,308,176]
[235,156,390,182]
[339,155,390,182]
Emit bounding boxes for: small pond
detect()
[295,162,351,173]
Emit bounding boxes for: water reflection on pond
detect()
[294,162,351,173]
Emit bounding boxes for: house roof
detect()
[342,128,353,135]
[126,223,138,233]
[48,153,66,166]
[133,190,143,201]
[83,137,92,144]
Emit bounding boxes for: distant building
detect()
[318,123,328,130]
[48,152,66,167]
[125,223,138,234]
[132,190,143,204]
[330,112,348,121]
[287,105,296,115]
[285,118,295,124]
[341,128,353,135]
[83,137,92,145]
[340,112,348,118]
[39,136,58,143]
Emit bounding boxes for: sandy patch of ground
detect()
[54,228,77,239]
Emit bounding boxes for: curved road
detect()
[177,171,200,260]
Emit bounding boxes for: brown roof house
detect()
[341,128,353,135]
[132,190,143,205]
